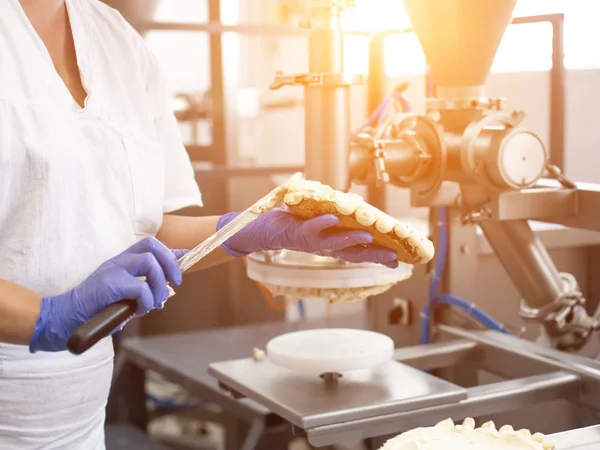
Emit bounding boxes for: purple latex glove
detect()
[218,209,398,268]
[29,237,187,353]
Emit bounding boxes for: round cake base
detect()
[266,328,394,375]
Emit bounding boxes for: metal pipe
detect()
[304,19,350,190]
[549,15,565,170]
[349,138,420,184]
[207,0,235,327]
[366,32,387,208]
[478,219,563,310]
[382,141,422,177]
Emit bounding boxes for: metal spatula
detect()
[66,173,300,355]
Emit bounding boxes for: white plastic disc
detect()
[499,130,546,187]
[246,250,413,289]
[266,328,394,374]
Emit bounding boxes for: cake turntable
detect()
[208,328,467,430]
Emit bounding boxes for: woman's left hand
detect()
[218,209,399,268]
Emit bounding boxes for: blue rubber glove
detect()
[218,209,399,268]
[29,237,187,353]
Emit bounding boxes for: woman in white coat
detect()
[0,0,399,448]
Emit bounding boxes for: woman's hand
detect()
[218,209,399,268]
[29,237,186,353]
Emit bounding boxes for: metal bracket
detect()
[320,372,343,388]
[518,272,599,350]
[460,205,492,224]
[389,297,411,326]
[426,96,508,112]
[546,162,577,189]
[373,145,390,185]
[270,71,363,90]
[519,272,584,321]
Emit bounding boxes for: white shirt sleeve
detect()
[144,49,203,213]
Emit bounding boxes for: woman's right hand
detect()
[29,237,186,353]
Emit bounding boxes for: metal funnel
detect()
[403,0,517,88]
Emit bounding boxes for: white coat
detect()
[0,0,203,448]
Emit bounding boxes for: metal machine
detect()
[208,0,600,447]
[253,0,599,349]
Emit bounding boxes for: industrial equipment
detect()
[255,0,598,349]
[209,0,600,447]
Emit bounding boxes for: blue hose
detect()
[376,92,412,126]
[420,208,509,345]
[359,86,413,132]
[359,99,391,131]
[393,92,412,113]
[146,393,202,410]
[429,208,449,304]
[297,299,306,320]
[377,101,391,125]
[421,208,449,345]
[433,295,510,334]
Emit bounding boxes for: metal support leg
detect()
[478,220,563,311]
[241,419,265,450]
[255,424,294,450]
[224,416,241,450]
[234,421,293,450]
[106,359,148,430]
[304,22,350,190]
[365,436,387,449]
[112,350,127,383]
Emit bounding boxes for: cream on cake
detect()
[281,178,435,265]
[378,418,555,450]
[252,348,266,362]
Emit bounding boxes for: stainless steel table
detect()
[209,359,467,429]
[209,324,600,447]
[110,314,369,450]
[110,314,600,449]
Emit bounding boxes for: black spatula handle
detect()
[66,299,137,355]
